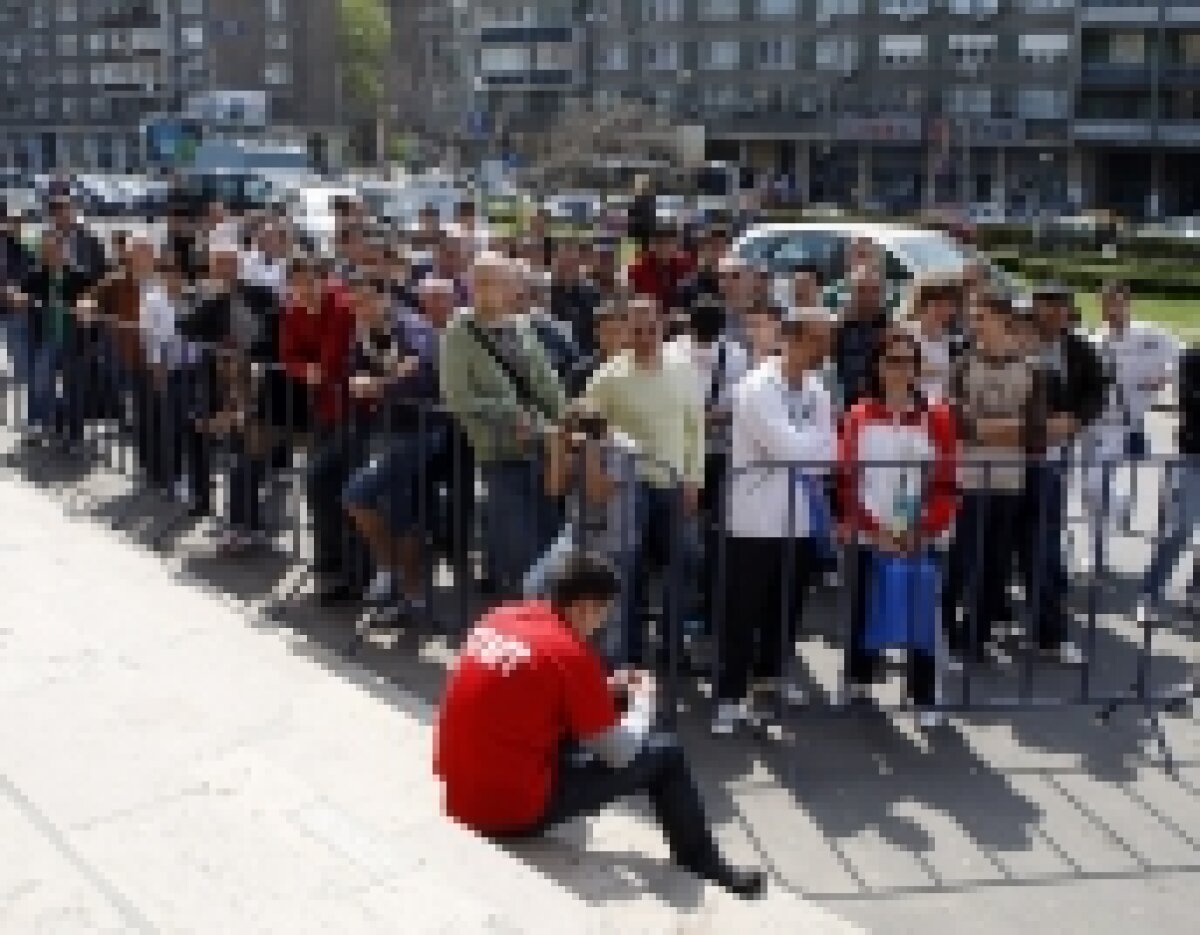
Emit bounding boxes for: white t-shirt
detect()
[1091,321,1179,429]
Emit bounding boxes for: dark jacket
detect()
[1025,331,1110,455]
[19,264,92,346]
[59,224,109,288]
[834,312,888,409]
[549,278,600,357]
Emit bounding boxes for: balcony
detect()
[1081,62,1154,86]
[1162,64,1200,85]
[1073,119,1155,141]
[1081,2,1161,26]
[480,69,576,88]
[478,25,576,43]
[1157,120,1200,144]
[1165,4,1200,23]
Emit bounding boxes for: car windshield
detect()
[886,234,969,276]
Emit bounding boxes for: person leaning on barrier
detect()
[1020,284,1109,665]
[945,293,1036,664]
[342,275,445,622]
[1083,280,1180,522]
[523,405,639,623]
[282,255,359,603]
[434,552,766,899]
[580,295,706,667]
[715,308,837,736]
[1,207,35,395]
[7,230,92,451]
[439,253,567,595]
[837,325,960,725]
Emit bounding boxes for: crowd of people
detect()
[3,182,1197,896]
[0,187,1194,726]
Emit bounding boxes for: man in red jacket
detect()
[282,257,364,603]
[434,553,765,898]
[625,226,693,314]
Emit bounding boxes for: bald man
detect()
[440,254,566,593]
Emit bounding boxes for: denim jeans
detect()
[2,310,30,388]
[482,459,558,593]
[30,338,84,441]
[1144,463,1200,599]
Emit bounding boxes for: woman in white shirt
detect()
[714,309,836,735]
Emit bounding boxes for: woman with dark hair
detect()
[837,326,959,725]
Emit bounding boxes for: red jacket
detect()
[279,283,355,428]
[626,250,694,311]
[837,399,959,538]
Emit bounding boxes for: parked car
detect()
[286,185,358,255]
[732,221,1017,297]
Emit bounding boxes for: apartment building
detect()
[0,0,339,172]
[465,0,1200,216]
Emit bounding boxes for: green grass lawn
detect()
[1075,292,1200,338]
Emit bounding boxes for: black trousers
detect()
[306,424,369,582]
[516,734,724,873]
[717,536,816,703]
[946,491,1023,657]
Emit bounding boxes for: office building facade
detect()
[467,0,1200,216]
[0,0,339,172]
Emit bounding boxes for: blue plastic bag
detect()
[799,473,837,566]
[864,550,939,652]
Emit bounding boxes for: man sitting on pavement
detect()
[434,552,766,899]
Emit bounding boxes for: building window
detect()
[182,25,204,50]
[948,0,998,14]
[1018,33,1071,65]
[880,0,929,17]
[946,85,992,115]
[1021,0,1071,12]
[58,1,77,24]
[759,37,795,70]
[267,31,288,53]
[816,0,861,21]
[815,36,857,71]
[879,35,926,68]
[699,0,739,20]
[479,46,529,73]
[57,34,78,57]
[645,40,679,71]
[267,0,287,22]
[701,40,740,71]
[949,34,998,70]
[642,0,682,22]
[1016,87,1068,120]
[757,0,797,15]
[596,42,629,71]
[264,62,291,86]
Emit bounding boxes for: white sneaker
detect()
[364,570,397,606]
[710,702,744,737]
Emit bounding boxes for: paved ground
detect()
[0,370,1197,932]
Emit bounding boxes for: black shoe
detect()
[686,860,767,899]
[317,580,356,606]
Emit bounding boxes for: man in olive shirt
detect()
[440,254,566,593]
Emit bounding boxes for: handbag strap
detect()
[463,317,553,423]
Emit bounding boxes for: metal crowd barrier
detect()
[0,323,1195,769]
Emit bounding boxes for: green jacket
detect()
[439,309,566,464]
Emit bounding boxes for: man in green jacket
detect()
[440,254,567,593]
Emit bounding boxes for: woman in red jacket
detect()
[838,325,959,717]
